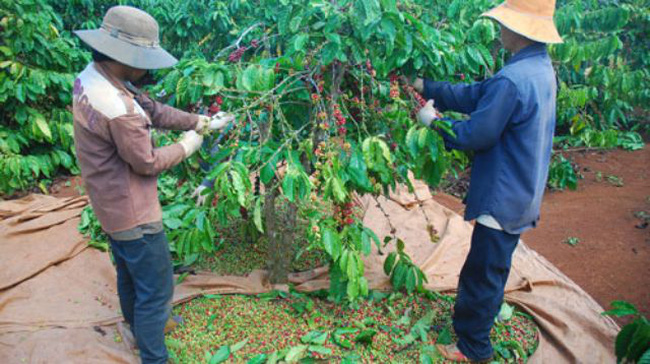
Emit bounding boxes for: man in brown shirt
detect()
[73,6,234,363]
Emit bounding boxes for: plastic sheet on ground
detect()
[0,185,618,363]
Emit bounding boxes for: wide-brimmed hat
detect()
[74,6,177,69]
[481,0,563,44]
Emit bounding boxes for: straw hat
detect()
[74,6,177,69]
[482,0,563,44]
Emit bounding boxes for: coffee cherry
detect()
[209,103,220,115]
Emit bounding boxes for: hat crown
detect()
[505,0,556,18]
[101,6,160,47]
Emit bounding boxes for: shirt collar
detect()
[506,43,548,65]
[92,62,134,98]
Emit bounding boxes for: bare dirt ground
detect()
[434,147,650,321]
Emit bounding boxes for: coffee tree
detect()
[145,0,500,301]
[0,0,88,193]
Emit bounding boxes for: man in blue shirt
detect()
[413,0,563,361]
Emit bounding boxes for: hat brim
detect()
[74,29,178,69]
[481,4,563,44]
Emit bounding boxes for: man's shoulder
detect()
[497,54,553,84]
[75,63,131,120]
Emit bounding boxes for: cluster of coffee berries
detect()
[208,95,224,115]
[311,93,321,102]
[228,47,246,62]
[332,103,347,135]
[403,84,426,107]
[335,202,356,226]
[314,141,328,158]
[365,60,376,78]
[250,39,260,48]
[389,74,400,99]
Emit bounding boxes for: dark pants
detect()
[453,223,520,361]
[109,231,174,364]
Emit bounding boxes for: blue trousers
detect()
[453,223,520,360]
[109,232,173,364]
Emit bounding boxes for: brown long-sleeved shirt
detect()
[72,62,198,236]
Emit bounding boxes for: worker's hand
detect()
[417,100,440,127]
[412,77,424,94]
[191,184,209,206]
[179,130,204,158]
[196,112,236,133]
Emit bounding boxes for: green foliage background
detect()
[1,0,647,195]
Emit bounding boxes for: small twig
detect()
[555,146,610,154]
[372,195,397,238]
[215,22,263,59]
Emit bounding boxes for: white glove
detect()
[412,77,424,94]
[196,112,236,133]
[191,184,209,206]
[417,100,440,127]
[179,130,203,158]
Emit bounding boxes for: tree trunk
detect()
[265,186,296,284]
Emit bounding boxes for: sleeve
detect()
[135,93,199,131]
[423,78,485,114]
[107,113,186,176]
[441,77,519,152]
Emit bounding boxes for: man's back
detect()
[464,43,557,234]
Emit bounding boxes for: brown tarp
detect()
[0,186,618,363]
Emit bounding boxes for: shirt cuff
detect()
[423,79,440,102]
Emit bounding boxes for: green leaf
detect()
[437,328,452,345]
[308,345,332,356]
[247,353,267,364]
[361,0,381,25]
[348,278,360,299]
[346,251,359,279]
[616,320,640,360]
[392,262,407,289]
[301,331,328,345]
[331,177,347,203]
[359,277,369,297]
[294,33,308,51]
[406,267,417,293]
[333,328,359,349]
[15,84,25,103]
[164,218,183,230]
[355,329,377,345]
[321,42,340,65]
[283,173,296,202]
[241,65,258,92]
[406,126,420,158]
[627,322,650,362]
[253,198,264,233]
[231,338,249,353]
[230,170,247,206]
[498,302,515,322]
[604,301,639,317]
[33,113,52,141]
[209,345,230,364]
[384,252,397,276]
[361,230,371,255]
[285,345,307,363]
[289,15,303,33]
[322,228,341,261]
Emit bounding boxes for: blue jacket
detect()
[424,43,557,234]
